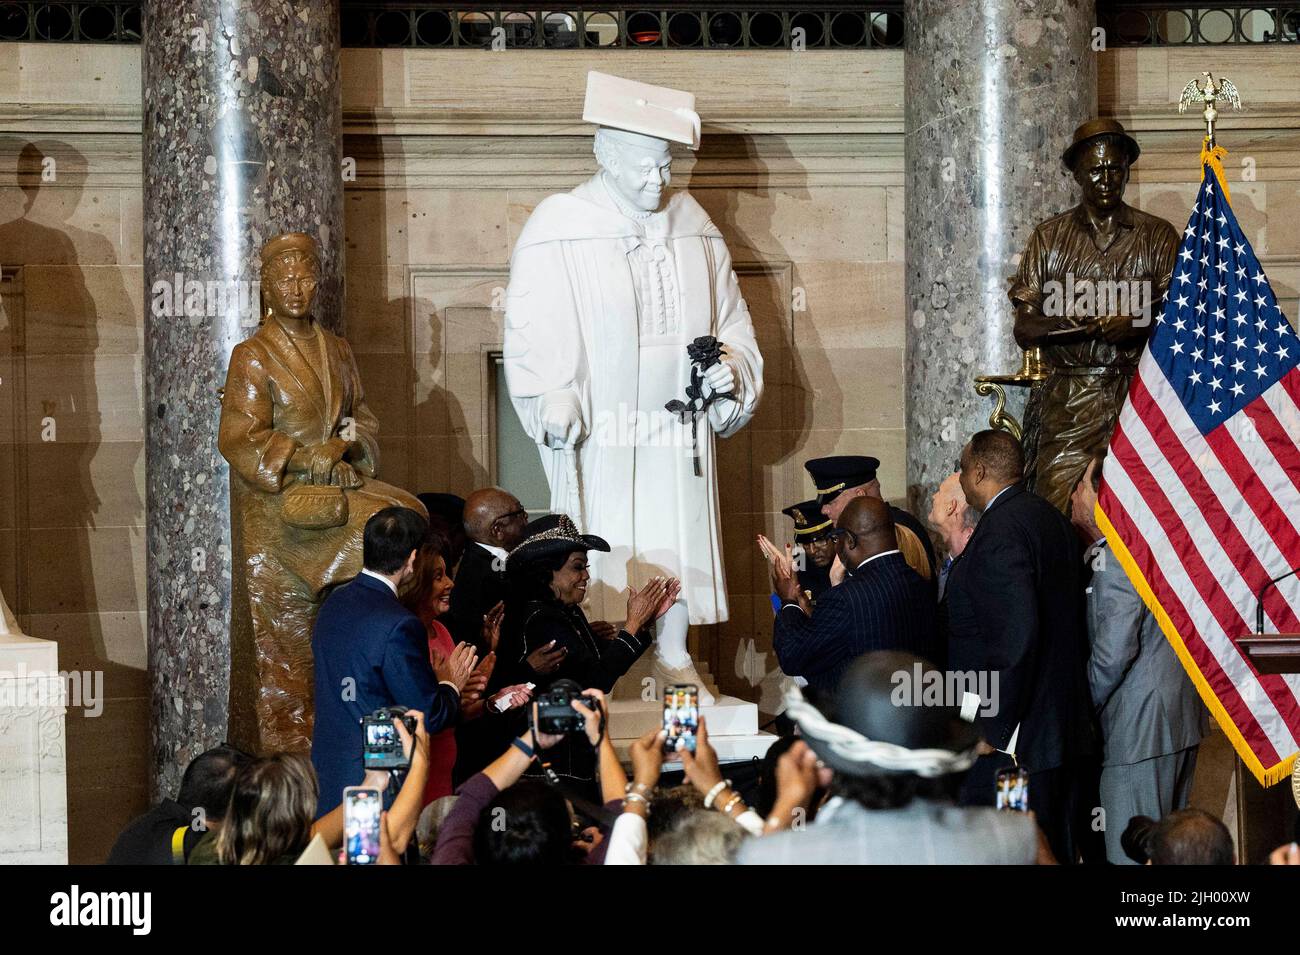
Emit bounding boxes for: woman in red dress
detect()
[402,531,531,803]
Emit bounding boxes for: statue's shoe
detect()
[651,655,716,707]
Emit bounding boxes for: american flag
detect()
[1097,162,1300,786]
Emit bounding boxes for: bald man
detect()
[927,472,979,599]
[444,487,529,653]
[769,497,942,697]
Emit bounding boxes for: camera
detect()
[361,705,417,770]
[535,679,600,736]
[1121,815,1158,865]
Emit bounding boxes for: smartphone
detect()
[342,787,383,865]
[995,766,1030,813]
[662,683,699,755]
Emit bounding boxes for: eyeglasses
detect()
[493,508,528,526]
[826,528,859,548]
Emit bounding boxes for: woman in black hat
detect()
[492,514,680,792]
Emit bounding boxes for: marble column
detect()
[143,0,342,797]
[903,0,1096,522]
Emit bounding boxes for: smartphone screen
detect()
[343,787,383,865]
[995,766,1030,813]
[662,684,699,754]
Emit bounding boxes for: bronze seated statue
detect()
[218,232,424,754]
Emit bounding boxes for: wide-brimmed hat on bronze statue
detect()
[507,513,610,567]
[784,651,981,779]
[1061,117,1141,171]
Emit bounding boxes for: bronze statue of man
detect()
[1010,118,1180,512]
[218,232,424,754]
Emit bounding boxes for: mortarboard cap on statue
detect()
[804,455,880,506]
[781,499,833,541]
[583,70,701,150]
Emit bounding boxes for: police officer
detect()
[781,499,836,604]
[803,455,938,588]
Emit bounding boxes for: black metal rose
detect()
[665,335,736,477]
[687,336,725,370]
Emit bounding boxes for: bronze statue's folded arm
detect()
[218,342,301,493]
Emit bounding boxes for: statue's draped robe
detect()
[219,316,422,753]
[1010,203,1179,512]
[504,176,763,625]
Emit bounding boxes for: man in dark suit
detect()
[445,487,530,783]
[443,487,528,653]
[805,455,938,587]
[771,497,941,698]
[311,506,478,815]
[943,430,1097,863]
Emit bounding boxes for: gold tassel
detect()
[1200,136,1232,204]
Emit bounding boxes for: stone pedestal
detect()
[142,0,343,795]
[610,657,775,764]
[0,629,68,864]
[903,0,1097,518]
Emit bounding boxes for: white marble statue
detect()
[504,71,763,705]
[0,585,68,863]
[0,585,20,635]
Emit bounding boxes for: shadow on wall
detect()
[342,50,475,502]
[0,137,147,864]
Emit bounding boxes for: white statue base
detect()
[0,597,69,864]
[610,656,776,764]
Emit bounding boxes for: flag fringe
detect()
[1201,137,1233,204]
[1096,500,1297,788]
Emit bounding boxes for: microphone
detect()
[1256,565,1300,635]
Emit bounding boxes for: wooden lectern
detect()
[1238,634,1300,676]
[1235,633,1300,860]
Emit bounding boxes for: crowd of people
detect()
[107,434,1294,865]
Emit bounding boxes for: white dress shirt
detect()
[474,541,510,566]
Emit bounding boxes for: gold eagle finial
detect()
[1178,71,1243,146]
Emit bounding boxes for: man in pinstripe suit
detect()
[770,497,943,699]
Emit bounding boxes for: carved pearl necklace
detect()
[602,171,655,221]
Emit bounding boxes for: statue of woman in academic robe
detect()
[504,73,764,705]
[218,232,424,754]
